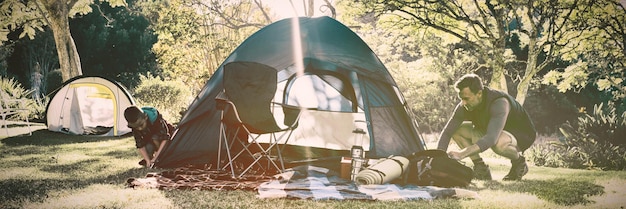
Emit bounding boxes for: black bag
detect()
[404,149,473,188]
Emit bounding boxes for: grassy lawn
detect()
[1,121,625,209]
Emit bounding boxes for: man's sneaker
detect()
[473,162,492,180]
[503,156,529,181]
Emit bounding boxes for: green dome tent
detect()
[154,16,426,168]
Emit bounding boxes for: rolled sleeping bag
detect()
[354,156,409,185]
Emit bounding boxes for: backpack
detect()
[403,149,473,188]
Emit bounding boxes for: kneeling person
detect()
[124,106,175,168]
[437,74,537,181]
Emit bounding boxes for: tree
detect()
[70,0,157,87]
[0,43,14,77]
[336,1,468,133]
[542,0,625,103]
[360,0,607,105]
[360,0,515,93]
[138,0,274,91]
[13,29,57,96]
[0,0,127,82]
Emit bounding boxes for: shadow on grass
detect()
[104,149,138,159]
[1,123,33,129]
[1,129,130,146]
[0,179,84,205]
[480,178,604,206]
[0,167,153,209]
[40,158,101,173]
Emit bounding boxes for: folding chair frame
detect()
[216,96,301,178]
[1,97,32,136]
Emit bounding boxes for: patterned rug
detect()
[126,165,275,191]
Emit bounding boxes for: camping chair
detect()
[216,61,302,178]
[0,94,32,136]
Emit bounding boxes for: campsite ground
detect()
[1,121,625,209]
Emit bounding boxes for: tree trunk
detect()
[485,3,508,93]
[516,75,531,106]
[488,48,508,93]
[516,34,540,106]
[40,0,82,82]
[306,0,314,17]
[489,68,508,92]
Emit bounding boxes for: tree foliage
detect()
[358,0,517,94]
[133,73,192,123]
[337,0,611,133]
[138,0,273,92]
[70,0,157,88]
[542,0,625,103]
[356,0,623,107]
[0,0,127,81]
[12,28,57,96]
[336,1,473,133]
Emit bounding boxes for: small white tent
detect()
[46,76,136,136]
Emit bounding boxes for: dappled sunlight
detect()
[0,156,139,181]
[22,184,175,209]
[465,189,547,209]
[0,167,63,180]
[61,137,134,153]
[581,178,626,209]
[476,178,604,206]
[47,152,93,164]
[2,130,130,146]
[526,166,599,181]
[0,153,57,167]
[291,17,304,77]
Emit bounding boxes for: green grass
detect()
[1,122,625,209]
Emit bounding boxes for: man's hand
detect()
[447,150,463,160]
[447,144,482,161]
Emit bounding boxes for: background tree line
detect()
[1,0,624,136]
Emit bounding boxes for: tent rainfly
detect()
[46,76,136,136]
[155,16,426,168]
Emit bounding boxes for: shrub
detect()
[28,96,48,122]
[527,103,626,170]
[524,85,579,134]
[0,77,41,120]
[132,74,192,123]
[528,140,597,169]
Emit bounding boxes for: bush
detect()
[524,85,579,134]
[0,77,43,121]
[527,103,626,170]
[132,74,192,123]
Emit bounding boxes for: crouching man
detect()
[437,74,537,181]
[124,106,175,168]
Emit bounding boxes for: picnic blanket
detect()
[126,165,479,201]
[257,165,479,200]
